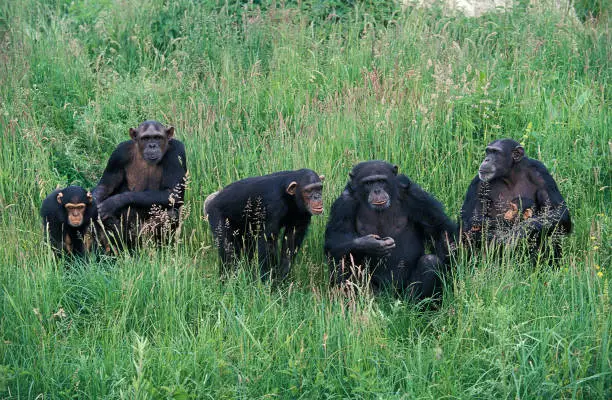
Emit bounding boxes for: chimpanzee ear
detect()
[165,126,175,139]
[319,175,325,182]
[512,146,525,162]
[286,181,298,196]
[129,127,139,140]
[56,192,64,204]
[392,165,399,175]
[86,191,93,204]
[397,175,412,189]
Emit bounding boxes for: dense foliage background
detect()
[0,0,609,398]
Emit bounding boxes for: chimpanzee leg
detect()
[407,254,443,300]
[208,213,238,276]
[258,235,279,281]
[279,223,308,280]
[218,235,240,276]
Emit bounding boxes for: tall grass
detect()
[0,0,609,398]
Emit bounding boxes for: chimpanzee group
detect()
[42,125,571,300]
[41,120,187,257]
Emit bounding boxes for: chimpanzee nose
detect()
[148,143,156,148]
[374,189,381,195]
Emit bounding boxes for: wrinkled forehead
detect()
[485,144,502,153]
[62,188,87,204]
[351,162,395,182]
[303,181,323,191]
[300,171,323,187]
[487,139,519,152]
[137,121,165,136]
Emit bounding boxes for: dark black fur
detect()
[324,161,456,299]
[40,186,98,257]
[205,169,324,281]
[460,138,571,261]
[92,121,187,249]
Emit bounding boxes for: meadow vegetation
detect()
[0,0,609,398]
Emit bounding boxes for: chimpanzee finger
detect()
[97,203,114,220]
[381,237,395,246]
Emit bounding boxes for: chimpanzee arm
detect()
[92,142,132,203]
[460,176,483,232]
[279,218,311,276]
[40,189,65,255]
[324,194,361,262]
[400,177,457,261]
[531,160,572,234]
[161,140,188,207]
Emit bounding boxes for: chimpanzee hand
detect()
[354,234,395,256]
[98,195,125,220]
[509,218,543,242]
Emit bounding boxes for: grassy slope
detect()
[0,1,609,398]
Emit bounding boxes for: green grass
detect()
[0,0,610,398]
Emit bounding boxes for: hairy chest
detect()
[355,206,408,238]
[125,155,163,192]
[480,181,539,218]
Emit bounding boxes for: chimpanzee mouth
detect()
[478,169,495,181]
[144,153,161,163]
[310,206,324,215]
[68,218,83,227]
[370,200,390,209]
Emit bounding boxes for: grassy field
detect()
[0,0,609,398]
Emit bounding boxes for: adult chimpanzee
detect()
[324,161,456,300]
[40,186,98,257]
[92,120,187,249]
[460,139,571,260]
[204,169,324,281]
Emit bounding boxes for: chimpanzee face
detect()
[130,121,175,165]
[361,176,392,210]
[349,161,399,211]
[286,173,324,215]
[301,181,324,215]
[57,187,93,227]
[478,139,524,182]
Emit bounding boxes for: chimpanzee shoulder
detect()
[399,175,456,232]
[104,140,135,167]
[524,158,565,199]
[325,189,359,228]
[166,138,186,160]
[460,175,484,229]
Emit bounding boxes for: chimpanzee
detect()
[324,161,456,300]
[204,169,324,281]
[460,138,571,260]
[40,186,98,257]
[92,120,187,249]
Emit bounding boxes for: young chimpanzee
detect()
[503,197,536,223]
[324,161,456,300]
[204,169,324,281]
[92,120,187,249]
[460,138,571,260]
[40,186,98,257]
